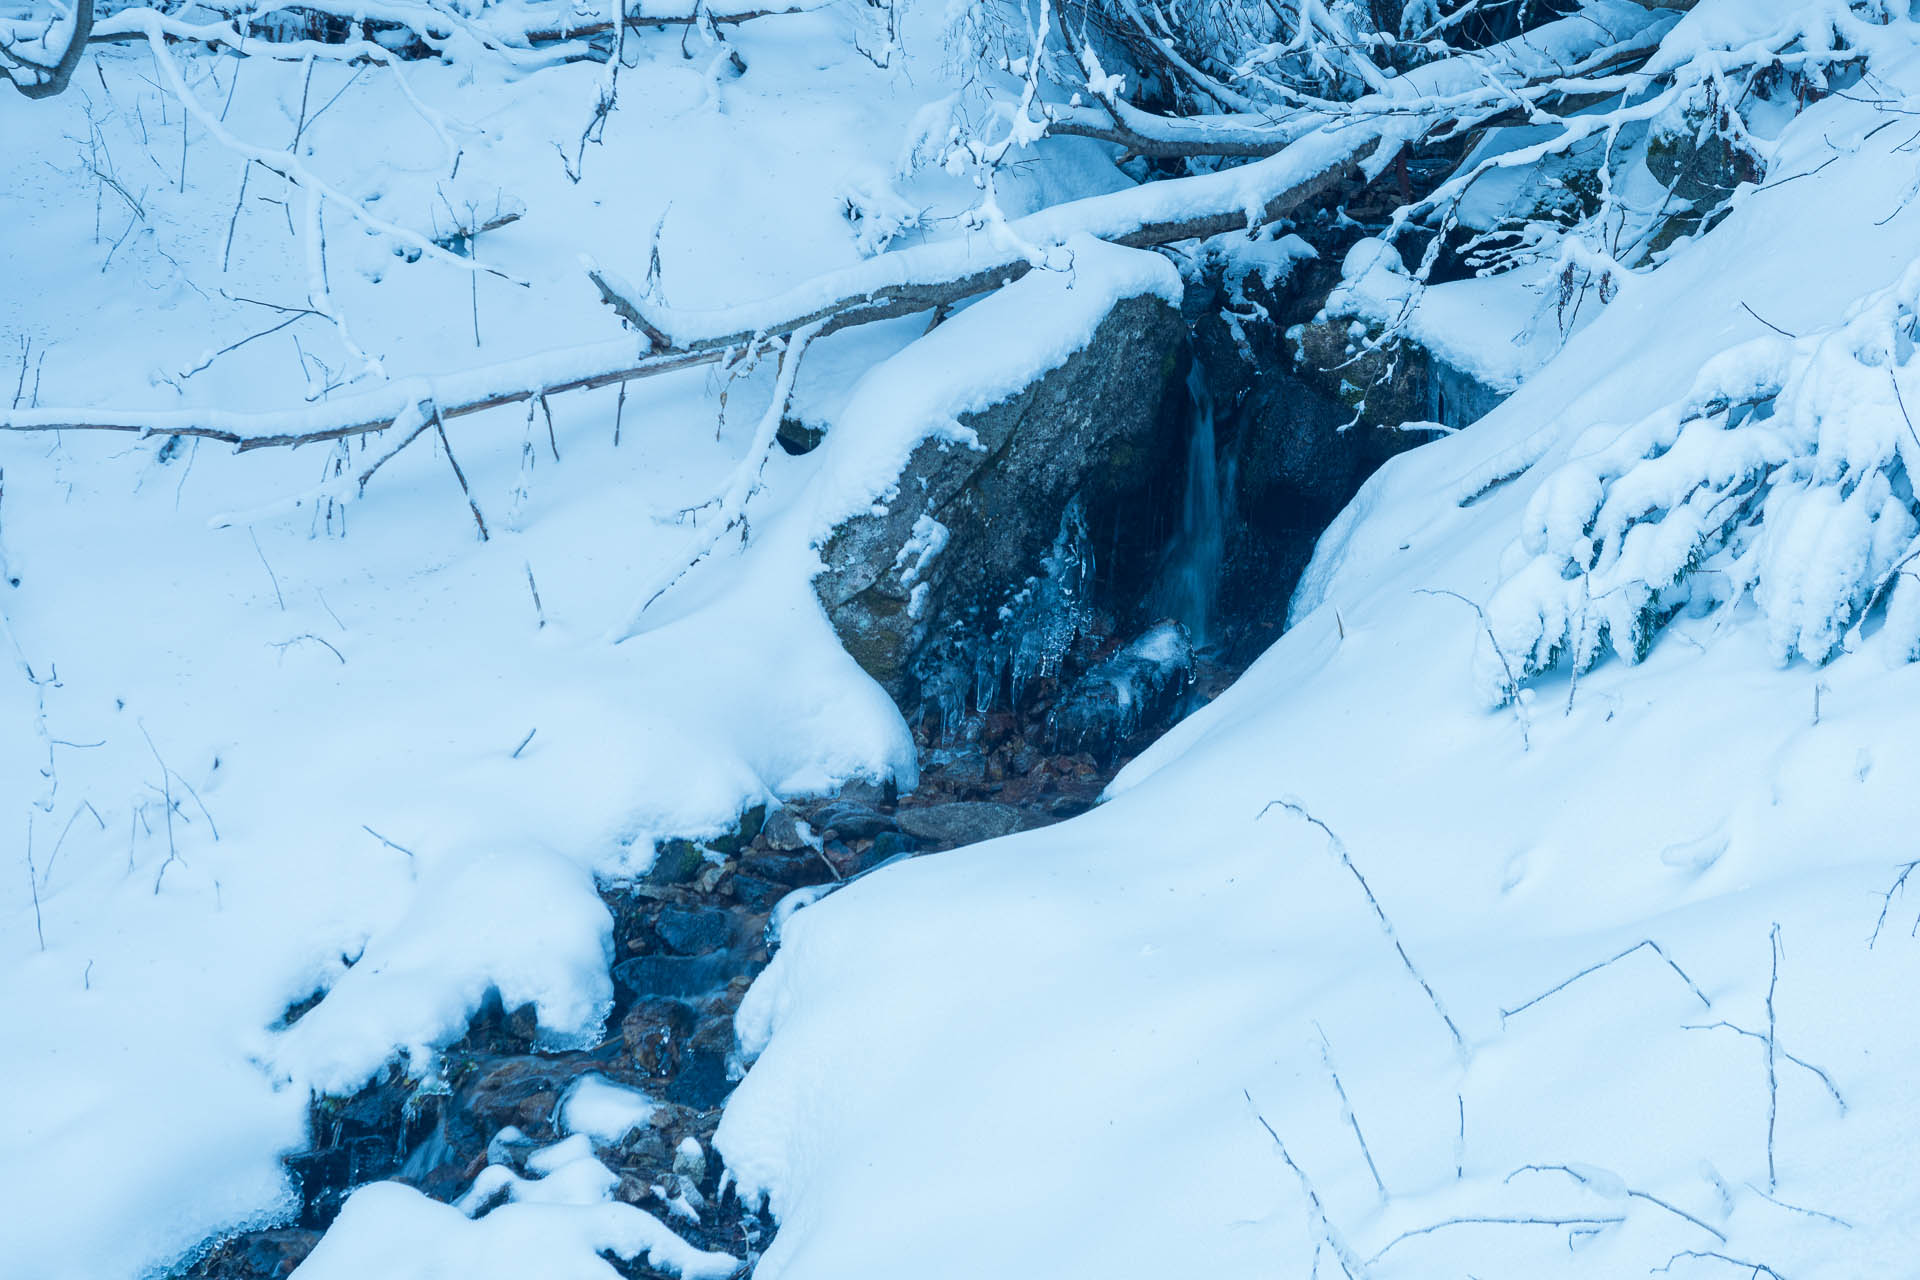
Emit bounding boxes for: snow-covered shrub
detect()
[1479,260,1920,704]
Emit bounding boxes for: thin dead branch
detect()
[1502,938,1711,1022]
[1260,796,1466,1055]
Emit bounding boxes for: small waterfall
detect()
[1157,360,1226,647]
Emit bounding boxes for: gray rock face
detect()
[814,292,1189,706]
[1185,263,1506,662]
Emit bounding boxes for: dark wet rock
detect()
[1645,82,1764,249]
[760,806,816,851]
[833,777,897,808]
[809,801,893,840]
[894,801,1046,849]
[285,1062,442,1229]
[775,416,826,455]
[815,292,1189,704]
[666,1048,732,1110]
[273,989,326,1031]
[177,1228,321,1279]
[452,1054,602,1140]
[667,997,746,1111]
[727,872,790,912]
[919,746,987,790]
[737,848,824,889]
[612,952,749,1001]
[654,907,731,956]
[869,831,918,859]
[705,803,766,855]
[622,997,697,1078]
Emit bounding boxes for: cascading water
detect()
[1155,359,1227,647]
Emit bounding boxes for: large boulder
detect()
[814,292,1190,709]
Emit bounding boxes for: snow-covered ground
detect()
[5,2,1920,1278]
[716,47,1920,1280]
[0,8,1117,1272]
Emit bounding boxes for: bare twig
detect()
[1314,1024,1386,1200]
[1414,587,1529,748]
[249,527,285,610]
[432,410,488,541]
[270,633,346,664]
[1245,1091,1364,1279]
[614,322,821,636]
[1260,797,1465,1054]
[524,562,547,629]
[361,825,415,859]
[1368,1215,1625,1264]
[1652,1249,1788,1278]
[1765,923,1781,1192]
[41,797,106,889]
[1505,1164,1725,1243]
[24,817,44,951]
[510,728,536,758]
[141,722,180,894]
[1744,1183,1852,1229]
[1454,1093,1465,1180]
[1740,301,1796,338]
[1502,938,1711,1022]
[1868,859,1919,948]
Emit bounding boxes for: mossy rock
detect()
[648,839,708,886]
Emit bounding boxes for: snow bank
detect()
[712,41,1920,1280]
[296,1172,737,1280]
[272,848,614,1094]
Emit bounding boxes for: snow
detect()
[297,1175,739,1280]
[0,4,1100,1271]
[8,4,1920,1280]
[708,34,1920,1280]
[561,1075,659,1145]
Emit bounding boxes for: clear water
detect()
[1156,361,1226,647]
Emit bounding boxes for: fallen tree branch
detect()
[0,126,1376,449]
[1,0,94,99]
[0,7,1645,456]
[523,2,823,44]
